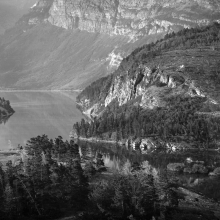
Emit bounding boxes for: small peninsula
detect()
[0,97,15,124]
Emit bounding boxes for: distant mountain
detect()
[0,0,36,35]
[0,0,220,90]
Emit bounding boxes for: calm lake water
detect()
[0,91,84,150]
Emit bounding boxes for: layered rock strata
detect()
[46,0,220,41]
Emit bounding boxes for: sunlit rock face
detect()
[47,0,220,41]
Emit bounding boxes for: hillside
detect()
[0,0,220,90]
[75,23,220,149]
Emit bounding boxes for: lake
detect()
[0,91,85,150]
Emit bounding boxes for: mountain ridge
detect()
[0,0,220,90]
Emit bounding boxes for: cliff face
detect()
[47,0,220,41]
[0,0,220,89]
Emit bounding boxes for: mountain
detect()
[77,23,220,115]
[75,23,220,148]
[0,0,220,90]
[0,0,36,35]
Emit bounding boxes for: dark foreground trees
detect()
[0,135,89,220]
[0,135,180,220]
[1,135,215,220]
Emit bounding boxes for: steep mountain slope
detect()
[75,23,220,149]
[0,0,220,90]
[77,23,220,116]
[0,0,36,35]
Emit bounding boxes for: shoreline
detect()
[77,136,220,152]
[78,136,123,145]
[0,89,82,92]
[0,150,19,155]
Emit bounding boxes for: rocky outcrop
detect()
[184,164,209,174]
[209,167,220,176]
[167,163,185,172]
[78,44,220,115]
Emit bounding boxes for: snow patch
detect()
[30,2,37,9]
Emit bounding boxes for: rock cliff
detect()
[47,0,220,41]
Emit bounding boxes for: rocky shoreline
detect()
[74,134,220,153]
[167,162,220,176]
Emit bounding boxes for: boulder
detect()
[183,167,192,174]
[209,167,220,176]
[167,163,185,172]
[140,138,157,151]
[191,164,208,174]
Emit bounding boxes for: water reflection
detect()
[79,140,220,169]
[78,140,220,200]
[0,91,85,150]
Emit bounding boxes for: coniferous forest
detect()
[0,135,177,220]
[1,135,218,220]
[74,96,220,149]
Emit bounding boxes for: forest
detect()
[0,135,176,220]
[74,95,220,149]
[1,135,218,220]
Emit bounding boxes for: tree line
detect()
[74,96,220,149]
